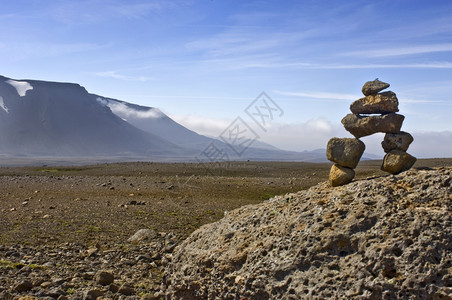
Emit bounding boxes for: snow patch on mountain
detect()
[5,79,33,97]
[96,97,163,119]
[0,96,8,113]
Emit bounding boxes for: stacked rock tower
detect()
[327,79,416,186]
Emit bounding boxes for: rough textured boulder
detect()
[361,79,390,96]
[382,132,414,153]
[326,138,365,169]
[329,164,355,187]
[381,150,417,174]
[164,168,452,299]
[341,113,405,138]
[350,91,399,114]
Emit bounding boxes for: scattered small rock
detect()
[14,280,33,292]
[94,270,114,285]
[84,289,104,300]
[128,229,157,244]
[118,284,134,295]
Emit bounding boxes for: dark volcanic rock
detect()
[350,91,399,114]
[342,113,404,138]
[361,79,390,96]
[164,168,452,299]
[326,137,365,169]
[382,131,414,153]
[14,280,33,292]
[381,150,417,174]
[94,270,114,285]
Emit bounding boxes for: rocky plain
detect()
[0,159,451,299]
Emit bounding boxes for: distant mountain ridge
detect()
[0,75,182,157]
[0,75,332,162]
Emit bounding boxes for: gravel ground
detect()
[0,159,451,299]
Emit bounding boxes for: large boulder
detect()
[326,138,365,169]
[350,91,399,114]
[382,131,414,153]
[381,150,417,174]
[361,79,390,96]
[341,113,404,138]
[329,164,355,187]
[163,168,452,299]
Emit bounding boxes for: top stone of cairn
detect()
[362,79,390,96]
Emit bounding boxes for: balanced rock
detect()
[342,113,404,138]
[382,131,414,153]
[381,150,417,174]
[361,79,390,96]
[329,164,355,187]
[326,137,365,169]
[350,91,399,114]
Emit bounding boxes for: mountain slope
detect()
[93,95,330,162]
[0,75,331,162]
[0,76,183,157]
[94,96,212,149]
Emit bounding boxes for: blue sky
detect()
[1,0,452,158]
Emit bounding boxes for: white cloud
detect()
[97,98,163,119]
[172,114,339,152]
[409,131,452,158]
[170,114,233,137]
[261,119,339,152]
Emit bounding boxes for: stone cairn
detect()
[326,79,417,187]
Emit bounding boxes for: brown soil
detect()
[1,159,451,247]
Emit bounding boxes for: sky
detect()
[1,0,452,158]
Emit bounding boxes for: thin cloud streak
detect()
[343,43,452,58]
[94,71,152,82]
[192,60,452,70]
[275,90,359,101]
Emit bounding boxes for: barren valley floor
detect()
[0,159,451,298]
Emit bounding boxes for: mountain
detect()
[93,96,212,149]
[92,95,329,162]
[0,75,184,157]
[0,75,329,162]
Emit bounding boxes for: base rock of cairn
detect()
[382,150,417,174]
[329,164,356,187]
[327,79,416,186]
